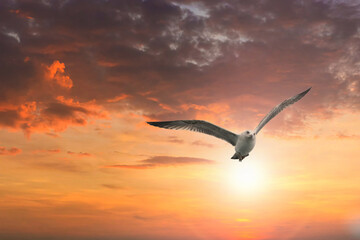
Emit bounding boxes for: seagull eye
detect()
[246,131,249,134]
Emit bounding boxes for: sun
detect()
[224,160,267,194]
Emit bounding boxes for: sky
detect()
[0,0,360,239]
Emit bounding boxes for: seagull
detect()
[147,88,311,161]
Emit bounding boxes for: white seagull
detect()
[147,88,311,161]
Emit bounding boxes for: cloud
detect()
[106,94,129,103]
[132,213,174,222]
[0,146,21,155]
[167,136,184,144]
[9,9,34,20]
[0,0,359,139]
[48,149,61,153]
[32,149,61,154]
[0,96,108,137]
[191,140,214,148]
[334,133,360,140]
[4,31,20,43]
[104,156,214,169]
[0,109,20,128]
[33,160,88,172]
[45,60,73,88]
[67,151,92,157]
[43,103,89,121]
[101,184,124,190]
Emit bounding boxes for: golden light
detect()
[223,160,268,194]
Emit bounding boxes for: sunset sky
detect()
[1,0,360,239]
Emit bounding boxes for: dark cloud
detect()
[43,103,89,119]
[0,97,108,137]
[105,156,214,169]
[0,0,359,138]
[0,109,20,128]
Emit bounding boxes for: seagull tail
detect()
[231,152,239,159]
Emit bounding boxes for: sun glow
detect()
[224,160,267,194]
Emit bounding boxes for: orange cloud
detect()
[0,147,21,155]
[0,102,36,130]
[46,60,73,88]
[106,94,129,103]
[147,97,176,112]
[0,97,109,137]
[32,98,108,134]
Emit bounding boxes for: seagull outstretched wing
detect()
[253,87,311,135]
[147,120,238,146]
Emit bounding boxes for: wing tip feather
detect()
[147,121,163,127]
[296,87,311,100]
[303,87,311,95]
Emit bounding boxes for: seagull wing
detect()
[253,87,311,135]
[147,120,238,146]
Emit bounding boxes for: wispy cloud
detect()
[32,149,61,154]
[0,146,21,156]
[106,94,129,103]
[67,151,92,157]
[101,184,124,190]
[4,31,20,43]
[168,136,184,144]
[104,156,214,169]
[191,140,214,148]
[334,133,360,140]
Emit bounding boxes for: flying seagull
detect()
[147,88,311,161]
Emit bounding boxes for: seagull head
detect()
[243,130,255,139]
